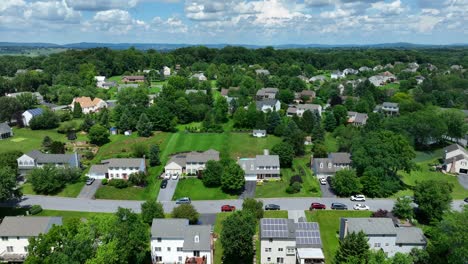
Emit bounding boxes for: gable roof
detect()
[253,129,266,134]
[186,149,220,163]
[383,102,399,108]
[0,216,62,237]
[256,88,278,97]
[73,97,105,108]
[340,218,396,239]
[256,154,280,167]
[256,99,279,110]
[122,75,145,80]
[444,143,467,154]
[151,219,211,251]
[260,218,322,247]
[0,122,12,134]
[24,150,80,167]
[100,158,145,168]
[329,152,352,164]
[25,108,43,117]
[395,227,426,245]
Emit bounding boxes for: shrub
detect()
[30,205,43,215]
[108,179,130,189]
[371,209,389,218]
[101,179,108,185]
[172,204,199,224]
[290,175,303,185]
[129,172,147,186]
[84,151,95,160]
[286,182,302,194]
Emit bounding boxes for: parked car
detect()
[353,204,370,210]
[171,174,179,180]
[350,195,366,201]
[331,203,348,210]
[160,179,168,189]
[164,173,171,179]
[319,178,327,185]
[175,197,191,204]
[221,205,236,212]
[464,197,468,203]
[85,178,95,185]
[265,204,281,210]
[310,203,326,210]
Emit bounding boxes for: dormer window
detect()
[320,163,323,168]
[328,163,332,168]
[194,235,199,243]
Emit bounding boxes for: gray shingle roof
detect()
[26,150,80,167]
[444,143,466,154]
[151,219,211,251]
[0,122,12,134]
[340,218,396,238]
[183,225,212,251]
[101,158,145,167]
[256,88,278,96]
[238,158,257,174]
[0,216,62,237]
[395,227,426,245]
[329,153,351,164]
[186,149,220,163]
[256,154,280,167]
[88,164,109,174]
[383,102,399,108]
[256,99,278,110]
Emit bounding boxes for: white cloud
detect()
[85,9,147,33]
[24,1,81,23]
[0,0,25,12]
[370,0,406,16]
[151,16,188,33]
[65,0,138,11]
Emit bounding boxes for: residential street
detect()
[2,195,465,214]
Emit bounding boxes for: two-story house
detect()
[331,70,345,79]
[87,158,146,180]
[443,144,468,174]
[22,108,43,127]
[162,66,171,77]
[311,152,351,178]
[256,88,278,100]
[151,219,212,264]
[286,104,322,117]
[164,150,220,176]
[0,216,62,263]
[347,111,368,126]
[260,218,325,264]
[374,102,400,116]
[94,76,106,88]
[70,96,107,114]
[238,149,280,182]
[256,99,281,113]
[339,218,426,257]
[17,150,80,176]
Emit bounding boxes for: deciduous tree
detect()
[202,160,224,187]
[88,124,110,146]
[335,231,370,264]
[331,169,362,197]
[414,180,452,223]
[221,211,256,263]
[172,204,199,224]
[141,200,165,224]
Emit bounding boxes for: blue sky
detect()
[0,0,467,45]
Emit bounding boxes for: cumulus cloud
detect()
[24,1,81,23]
[151,16,188,33]
[65,0,139,11]
[84,9,147,33]
[370,0,406,16]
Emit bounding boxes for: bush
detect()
[286,182,302,194]
[129,172,147,186]
[30,205,43,215]
[101,179,108,185]
[290,175,303,185]
[242,198,264,219]
[84,151,95,160]
[371,209,389,218]
[108,179,130,189]
[172,204,199,224]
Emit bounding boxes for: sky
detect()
[0,0,467,45]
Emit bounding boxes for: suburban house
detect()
[415,76,425,85]
[151,219,213,264]
[311,152,351,178]
[122,76,145,82]
[164,150,220,176]
[70,96,107,114]
[238,149,280,182]
[373,65,384,71]
[256,88,278,100]
[297,75,309,83]
[0,217,62,263]
[368,71,397,87]
[191,73,207,81]
[374,102,400,115]
[294,90,316,103]
[339,218,427,257]
[309,75,326,82]
[17,150,80,175]
[287,104,322,117]
[260,218,325,264]
[162,66,171,77]
[6,92,44,104]
[256,99,281,113]
[443,144,468,174]
[384,63,394,69]
[343,68,358,75]
[0,122,13,140]
[359,66,371,72]
[87,158,146,180]
[331,70,345,79]
[22,108,43,127]
[347,111,368,126]
[253,129,267,138]
[255,69,270,75]
[94,76,106,87]
[185,89,207,95]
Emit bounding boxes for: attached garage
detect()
[164,161,183,175]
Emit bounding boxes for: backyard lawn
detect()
[305,210,372,263]
[256,157,321,198]
[36,210,113,222]
[0,128,68,154]
[324,132,339,152]
[21,181,85,198]
[172,178,237,201]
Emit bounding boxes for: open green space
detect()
[36,210,113,222]
[172,178,237,201]
[256,156,321,198]
[379,82,400,91]
[324,132,339,152]
[305,210,372,263]
[0,128,68,154]
[21,181,86,198]
[108,75,123,83]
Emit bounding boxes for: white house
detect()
[17,150,80,175]
[256,100,281,113]
[339,218,427,257]
[260,218,325,264]
[343,68,358,75]
[331,70,345,79]
[151,219,212,264]
[191,73,207,81]
[164,150,220,176]
[238,149,280,182]
[22,108,43,127]
[94,76,106,88]
[87,158,146,180]
[70,96,107,114]
[443,144,468,174]
[0,217,62,263]
[162,66,171,77]
[286,104,322,117]
[253,129,267,138]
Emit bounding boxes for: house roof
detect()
[151,219,189,238]
[255,154,280,167]
[253,129,266,134]
[255,69,270,75]
[0,122,12,134]
[88,164,109,175]
[256,99,279,110]
[256,88,278,96]
[73,97,105,108]
[186,149,220,163]
[0,216,62,237]
[296,104,321,111]
[444,143,467,154]
[238,158,257,174]
[25,108,43,117]
[122,75,145,80]
[151,219,211,251]
[185,89,207,94]
[347,111,368,125]
[101,158,144,167]
[221,88,229,96]
[25,150,80,167]
[383,102,399,108]
[340,218,396,239]
[329,152,351,164]
[167,155,187,167]
[445,154,467,163]
[260,219,322,247]
[183,225,212,251]
[300,90,316,97]
[395,227,427,245]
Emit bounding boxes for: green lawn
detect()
[108,75,123,83]
[0,128,68,154]
[173,178,237,200]
[379,83,400,90]
[305,210,372,263]
[256,157,321,198]
[36,210,113,222]
[263,210,289,218]
[21,181,85,198]
[324,132,339,152]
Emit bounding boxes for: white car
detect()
[164,173,171,179]
[171,174,179,180]
[353,204,370,210]
[319,178,327,185]
[350,194,366,201]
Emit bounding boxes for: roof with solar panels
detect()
[260,218,322,248]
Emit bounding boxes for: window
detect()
[24,247,28,252]
[269,238,273,242]
[1,237,8,241]
[194,235,199,243]
[155,256,162,262]
[320,163,323,168]
[278,248,283,252]
[385,243,389,246]
[328,163,332,168]
[167,247,171,251]
[154,247,161,252]
[17,237,20,240]
[374,243,381,247]
[287,248,295,255]
[277,257,284,263]
[157,238,161,242]
[177,247,183,252]
[178,256,182,262]
[265,248,272,252]
[6,246,13,252]
[267,257,271,262]
[194,251,200,257]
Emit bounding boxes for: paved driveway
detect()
[157,177,179,202]
[458,174,468,190]
[239,181,256,199]
[77,180,101,199]
[319,181,336,198]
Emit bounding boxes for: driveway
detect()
[458,174,468,190]
[239,181,256,199]
[319,181,336,198]
[77,180,101,199]
[157,177,179,202]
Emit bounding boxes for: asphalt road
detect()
[157,178,179,202]
[2,195,465,214]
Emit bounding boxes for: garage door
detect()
[244,174,258,181]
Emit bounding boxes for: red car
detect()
[221,205,236,212]
[310,203,326,210]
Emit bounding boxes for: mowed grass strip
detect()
[0,128,68,154]
[21,181,86,198]
[305,210,372,263]
[172,178,236,201]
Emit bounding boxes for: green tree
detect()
[28,165,63,194]
[42,136,52,150]
[300,110,316,133]
[202,160,224,187]
[117,109,133,132]
[335,231,370,264]
[49,141,65,154]
[221,211,256,263]
[331,169,362,197]
[221,161,245,194]
[333,105,348,126]
[172,204,199,224]
[80,114,95,132]
[29,109,60,130]
[323,112,337,132]
[271,142,295,168]
[242,198,264,219]
[136,113,153,137]
[0,97,22,123]
[132,143,147,158]
[414,180,453,223]
[72,102,83,118]
[148,144,161,166]
[393,197,414,220]
[312,142,328,158]
[214,96,228,123]
[441,109,468,140]
[140,200,165,224]
[128,172,147,186]
[0,167,21,201]
[88,124,110,146]
[266,111,281,134]
[0,150,22,173]
[16,92,38,110]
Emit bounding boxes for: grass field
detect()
[324,132,339,152]
[173,178,237,200]
[0,128,68,154]
[379,83,400,90]
[21,181,86,197]
[256,157,321,198]
[305,210,372,263]
[36,210,113,222]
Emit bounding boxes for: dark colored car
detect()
[464,197,468,203]
[221,205,236,212]
[160,179,168,189]
[265,204,281,210]
[310,203,326,210]
[331,203,348,210]
[85,178,95,185]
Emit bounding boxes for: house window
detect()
[194,235,199,243]
[328,163,332,168]
[385,243,389,246]
[277,257,284,263]
[154,247,161,252]
[178,256,182,262]
[167,247,171,251]
[278,248,283,252]
[155,256,162,262]
[17,237,20,240]
[1,237,8,241]
[374,243,381,247]
[157,238,162,242]
[320,163,323,168]
[6,246,13,252]
[267,257,271,262]
[24,247,28,252]
[269,238,273,242]
[194,251,200,257]
[177,247,183,252]
[265,248,272,252]
[287,248,295,254]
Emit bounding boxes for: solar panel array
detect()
[261,218,290,238]
[295,222,322,246]
[296,222,319,230]
[28,108,43,116]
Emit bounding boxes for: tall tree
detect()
[117,109,133,132]
[335,231,370,264]
[0,97,22,123]
[172,204,199,224]
[221,161,245,194]
[148,144,161,166]
[272,142,295,168]
[221,211,256,263]
[242,198,264,219]
[0,167,21,201]
[16,92,38,110]
[393,197,414,220]
[88,124,110,146]
[214,96,228,123]
[266,111,281,134]
[414,180,453,223]
[331,169,362,197]
[202,160,224,187]
[441,109,468,141]
[140,200,165,224]
[136,113,153,137]
[72,102,83,118]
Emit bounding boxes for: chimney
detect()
[264,149,269,156]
